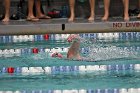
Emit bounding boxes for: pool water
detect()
[0,33,140,92]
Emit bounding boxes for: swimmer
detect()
[102,0,129,21]
[52,34,139,62]
[51,34,82,60]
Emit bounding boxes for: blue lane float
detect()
[107,64,134,71]
[0,32,139,43]
[1,88,140,93]
[0,64,140,75]
[0,46,139,58]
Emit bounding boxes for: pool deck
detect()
[0,17,140,35]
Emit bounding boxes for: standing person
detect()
[68,0,95,22]
[27,0,50,21]
[2,0,10,22]
[102,0,129,21]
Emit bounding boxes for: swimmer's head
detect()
[51,52,63,58]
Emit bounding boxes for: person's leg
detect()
[102,0,110,21]
[137,0,140,9]
[137,0,140,18]
[88,0,95,21]
[2,0,10,22]
[35,0,50,19]
[122,0,129,21]
[68,0,75,22]
[27,0,39,21]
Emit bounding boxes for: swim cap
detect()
[51,52,63,58]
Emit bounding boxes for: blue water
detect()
[0,33,140,91]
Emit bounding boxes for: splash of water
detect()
[84,45,139,61]
[80,38,139,61]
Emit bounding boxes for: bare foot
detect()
[2,17,10,22]
[37,14,51,19]
[137,14,140,18]
[68,16,75,22]
[88,16,94,22]
[124,16,129,21]
[27,16,39,22]
[102,16,108,21]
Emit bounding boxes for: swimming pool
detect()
[0,32,140,93]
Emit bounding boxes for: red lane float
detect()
[7,67,14,73]
[44,34,49,40]
[32,48,39,54]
